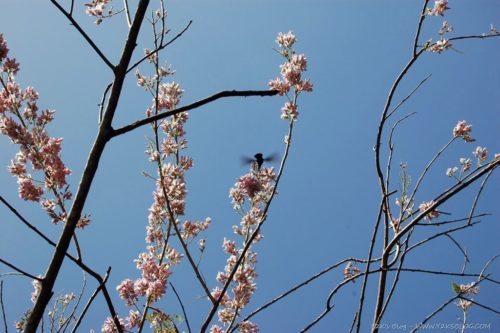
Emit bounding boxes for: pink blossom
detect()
[8,161,26,176]
[18,178,44,202]
[217,308,234,325]
[343,261,361,281]
[0,116,33,145]
[280,61,302,85]
[223,237,238,255]
[459,282,479,295]
[268,78,291,95]
[125,310,141,329]
[418,200,440,221]
[460,158,472,172]
[427,39,452,53]
[31,278,41,303]
[157,81,183,110]
[297,79,313,92]
[427,0,449,16]
[276,31,296,48]
[133,249,172,301]
[84,0,109,17]
[473,146,488,162]
[238,321,259,333]
[0,34,8,61]
[281,102,299,120]
[101,316,125,333]
[440,21,454,34]
[2,58,20,74]
[36,109,55,126]
[238,174,261,198]
[70,215,87,228]
[210,325,225,333]
[452,120,474,142]
[211,287,231,307]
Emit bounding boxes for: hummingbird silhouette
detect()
[242,153,278,171]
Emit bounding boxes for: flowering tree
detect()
[1,0,499,332]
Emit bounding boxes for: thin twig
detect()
[238,257,376,327]
[387,159,499,254]
[71,268,111,333]
[459,297,500,315]
[355,201,385,333]
[413,0,431,56]
[169,283,192,333]
[49,0,114,70]
[448,32,500,42]
[405,137,455,214]
[378,231,413,322]
[409,273,491,333]
[386,75,431,120]
[127,20,193,74]
[0,258,40,281]
[123,0,132,27]
[415,213,489,227]
[467,169,494,225]
[98,83,113,124]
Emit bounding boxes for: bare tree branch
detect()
[111,89,278,138]
[48,0,114,70]
[413,0,431,56]
[127,20,193,74]
[25,1,153,331]
[170,282,192,333]
[71,268,112,333]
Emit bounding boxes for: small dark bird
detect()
[242,153,278,171]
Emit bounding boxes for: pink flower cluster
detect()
[418,200,440,221]
[0,35,88,227]
[116,246,173,307]
[268,31,312,120]
[427,39,452,53]
[230,167,276,210]
[427,0,449,16]
[473,146,488,163]
[211,167,276,331]
[211,247,258,332]
[343,262,361,282]
[114,56,212,329]
[454,281,479,311]
[101,316,125,333]
[84,0,114,25]
[453,120,474,142]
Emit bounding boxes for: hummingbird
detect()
[242,153,278,171]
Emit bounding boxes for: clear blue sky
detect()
[1,1,499,331]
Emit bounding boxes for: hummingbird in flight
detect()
[242,153,278,171]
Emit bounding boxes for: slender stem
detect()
[466,169,494,225]
[413,0,431,56]
[71,268,112,333]
[0,258,40,281]
[127,20,193,74]
[123,0,132,27]
[170,283,192,333]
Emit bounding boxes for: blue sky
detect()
[1,1,499,332]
